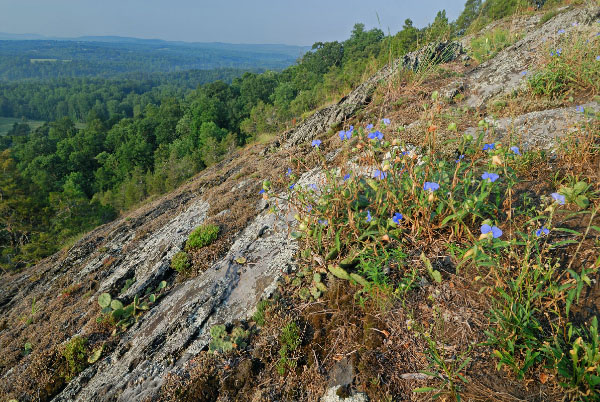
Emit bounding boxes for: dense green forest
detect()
[0,0,550,271]
[0,69,261,121]
[0,39,306,80]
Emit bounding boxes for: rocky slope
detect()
[1,5,599,401]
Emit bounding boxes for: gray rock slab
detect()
[464,6,600,108]
[281,42,462,148]
[53,168,326,401]
[465,102,600,150]
[321,386,368,402]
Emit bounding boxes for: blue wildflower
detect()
[343,173,351,181]
[536,226,550,237]
[456,154,465,163]
[339,129,352,140]
[558,29,565,34]
[481,224,503,238]
[368,131,384,141]
[482,172,500,182]
[382,118,391,125]
[596,56,600,61]
[551,192,566,205]
[576,105,585,113]
[373,169,388,180]
[312,139,322,147]
[259,189,265,194]
[286,167,292,176]
[392,212,403,224]
[306,204,313,212]
[423,182,440,192]
[520,70,528,76]
[483,143,496,151]
[366,123,374,131]
[318,219,328,226]
[366,210,372,223]
[289,183,296,190]
[309,184,318,191]
[510,146,521,155]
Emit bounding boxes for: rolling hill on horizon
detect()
[0,31,309,53]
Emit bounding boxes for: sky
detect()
[0,0,466,46]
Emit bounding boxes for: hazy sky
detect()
[0,0,466,45]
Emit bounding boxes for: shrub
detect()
[185,224,219,251]
[171,251,191,274]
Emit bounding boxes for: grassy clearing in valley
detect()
[0,117,45,136]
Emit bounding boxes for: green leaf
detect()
[328,265,351,280]
[554,227,582,236]
[325,247,339,261]
[98,293,112,308]
[149,294,156,303]
[549,239,578,249]
[349,273,369,287]
[157,281,167,291]
[88,346,103,363]
[440,213,459,227]
[421,253,442,283]
[575,195,589,208]
[112,308,125,320]
[573,181,587,193]
[110,299,123,310]
[413,387,437,393]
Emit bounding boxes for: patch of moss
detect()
[61,336,88,381]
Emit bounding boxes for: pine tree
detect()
[456,0,482,33]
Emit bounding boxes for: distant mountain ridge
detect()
[0,32,309,56]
